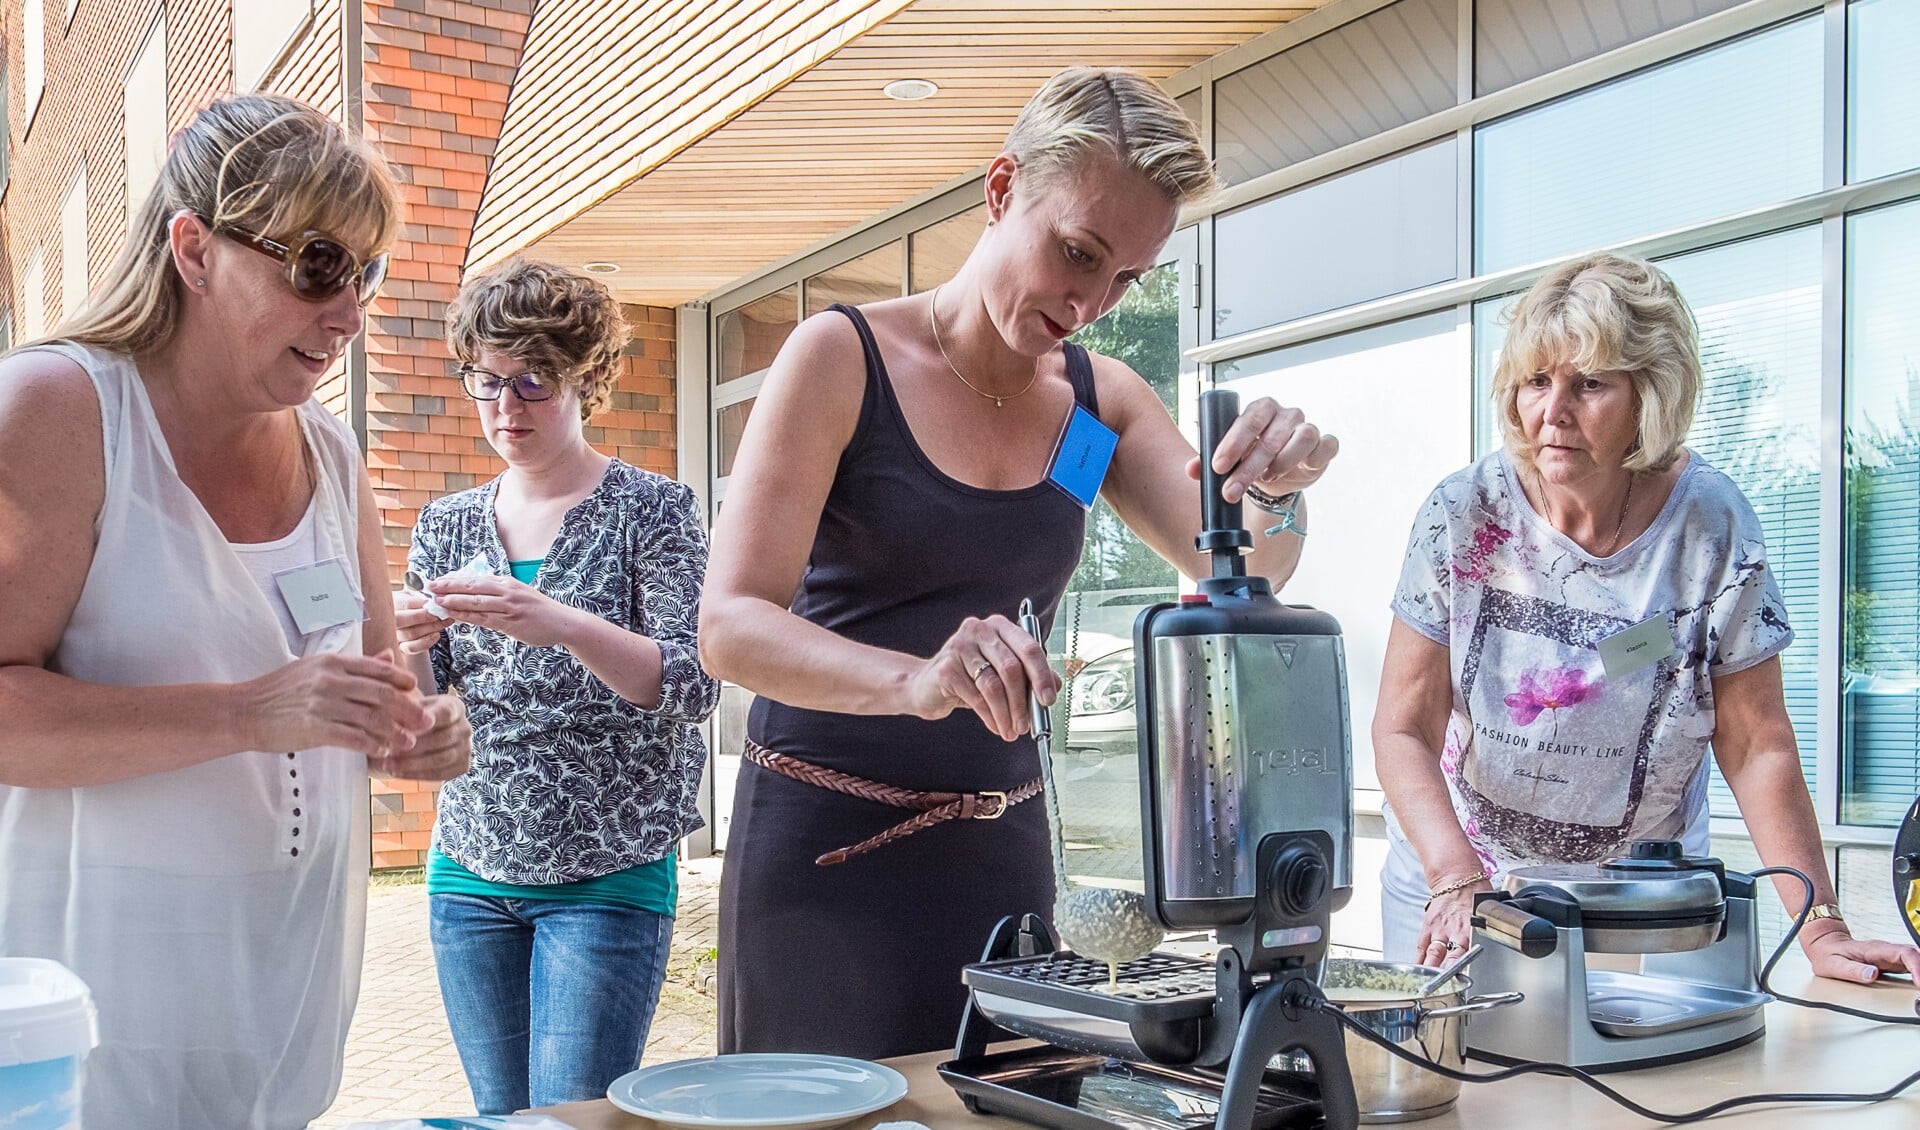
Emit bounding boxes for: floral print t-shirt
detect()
[1386,449,1792,878]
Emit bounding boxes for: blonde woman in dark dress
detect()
[700,66,1341,1058]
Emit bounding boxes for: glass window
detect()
[1474,17,1822,274]
[232,0,312,91]
[60,166,87,326]
[1175,89,1201,140]
[1051,260,1186,887]
[1849,0,1920,183]
[715,398,754,479]
[1475,0,1745,96]
[909,205,987,294]
[715,285,796,385]
[1843,200,1920,826]
[1219,310,1469,791]
[24,0,44,126]
[0,309,11,354]
[1214,138,1456,339]
[1,61,11,196]
[125,14,167,221]
[1474,227,1824,817]
[804,241,901,318]
[1214,0,1455,186]
[710,682,753,852]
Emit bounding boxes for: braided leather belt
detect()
[744,738,1043,866]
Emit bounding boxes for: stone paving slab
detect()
[314,857,722,1126]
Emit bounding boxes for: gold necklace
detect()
[1538,469,1635,555]
[1601,472,1636,556]
[929,286,1037,408]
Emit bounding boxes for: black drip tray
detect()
[939,1045,1327,1130]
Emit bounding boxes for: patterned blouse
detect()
[409,459,721,884]
[1387,449,1793,876]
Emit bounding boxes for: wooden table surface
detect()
[532,963,1920,1130]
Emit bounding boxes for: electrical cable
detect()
[1749,866,1920,1026]
[1299,865,1920,1123]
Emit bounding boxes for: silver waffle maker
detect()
[939,389,1361,1130]
[1465,840,1771,1070]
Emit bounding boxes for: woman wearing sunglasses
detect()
[0,94,472,1129]
[392,258,720,1113]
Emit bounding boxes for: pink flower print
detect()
[1504,666,1603,727]
[1452,522,1515,584]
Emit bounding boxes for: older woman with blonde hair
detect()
[702,65,1338,1058]
[0,93,470,1129]
[1374,252,1920,983]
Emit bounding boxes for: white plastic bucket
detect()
[0,959,98,1130]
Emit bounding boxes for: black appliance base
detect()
[938,1045,1328,1130]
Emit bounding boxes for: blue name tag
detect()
[1046,404,1119,510]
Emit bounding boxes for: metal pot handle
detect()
[1421,991,1525,1020]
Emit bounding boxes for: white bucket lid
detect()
[0,958,99,1067]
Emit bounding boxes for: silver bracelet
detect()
[1244,485,1305,538]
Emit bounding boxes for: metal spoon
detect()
[403,570,427,593]
[1418,943,1483,997]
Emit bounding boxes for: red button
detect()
[1180,594,1210,604]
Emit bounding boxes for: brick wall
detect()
[360,0,536,868]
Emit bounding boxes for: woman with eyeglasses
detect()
[392,257,720,1113]
[0,94,471,1129]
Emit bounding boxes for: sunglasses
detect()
[220,224,390,306]
[459,364,556,402]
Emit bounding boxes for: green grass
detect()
[370,866,425,889]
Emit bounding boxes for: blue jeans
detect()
[430,893,674,1114]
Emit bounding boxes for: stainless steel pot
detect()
[1281,958,1523,1124]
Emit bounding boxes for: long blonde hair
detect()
[48,93,402,356]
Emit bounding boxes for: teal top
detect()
[425,554,678,917]
[427,845,678,916]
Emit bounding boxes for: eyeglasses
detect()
[459,364,556,402]
[219,224,390,306]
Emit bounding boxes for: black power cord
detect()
[1750,866,1920,1026]
[1300,866,1920,1123]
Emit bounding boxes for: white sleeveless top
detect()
[0,342,371,1130]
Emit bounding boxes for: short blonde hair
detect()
[1491,253,1700,473]
[52,93,402,357]
[447,258,631,422]
[1004,66,1218,206]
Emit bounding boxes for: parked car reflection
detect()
[1044,587,1176,882]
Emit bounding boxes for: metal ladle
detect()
[1418,942,1484,997]
[1019,599,1163,987]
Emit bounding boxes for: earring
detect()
[195,278,206,287]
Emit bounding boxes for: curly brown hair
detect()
[446,258,631,421]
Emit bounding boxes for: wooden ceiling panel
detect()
[491,2,1331,306]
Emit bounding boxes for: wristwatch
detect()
[1806,902,1846,923]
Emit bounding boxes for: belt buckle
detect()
[974,790,1008,820]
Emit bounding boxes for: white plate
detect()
[605,1053,910,1130]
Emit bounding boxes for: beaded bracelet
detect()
[1424,871,1489,910]
[1244,485,1305,538]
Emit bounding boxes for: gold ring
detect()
[972,663,992,681]
[1446,941,1462,951]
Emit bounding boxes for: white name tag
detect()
[1598,613,1675,679]
[273,557,365,636]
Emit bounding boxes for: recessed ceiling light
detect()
[883,78,939,101]
[582,261,620,274]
